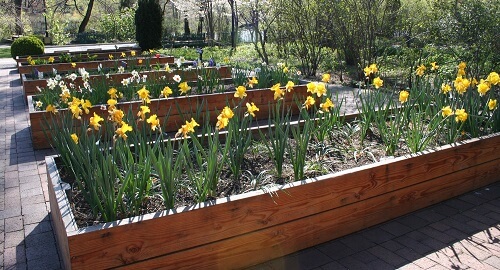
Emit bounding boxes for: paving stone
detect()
[4,216,23,233]
[27,258,62,270]
[337,255,371,270]
[288,248,332,270]
[24,220,53,236]
[3,246,26,268]
[4,230,25,248]
[396,263,422,269]
[394,235,434,255]
[414,209,446,223]
[380,221,413,237]
[316,240,356,260]
[25,241,58,261]
[395,247,424,262]
[380,240,405,252]
[449,254,497,270]
[339,233,377,252]
[349,250,378,264]
[319,261,348,270]
[484,255,500,268]
[419,227,457,244]
[367,245,408,268]
[397,214,430,230]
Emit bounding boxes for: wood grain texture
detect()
[45,133,500,269]
[16,49,142,64]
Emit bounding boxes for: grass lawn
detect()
[0,47,11,58]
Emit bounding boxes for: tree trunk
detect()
[14,0,23,35]
[78,0,95,33]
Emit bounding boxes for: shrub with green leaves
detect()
[10,36,44,58]
[135,0,163,50]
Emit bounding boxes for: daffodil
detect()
[322,74,331,83]
[71,62,76,68]
[177,118,199,138]
[458,62,466,70]
[248,77,258,88]
[283,66,289,73]
[487,72,499,85]
[488,99,497,110]
[179,82,191,95]
[108,54,114,60]
[454,109,467,123]
[173,75,182,83]
[477,80,491,96]
[138,59,143,64]
[220,106,234,119]
[161,86,173,98]
[71,133,78,144]
[137,86,150,103]
[107,99,118,110]
[315,83,327,97]
[48,56,55,63]
[285,81,295,92]
[89,113,104,130]
[234,85,247,99]
[116,122,133,139]
[81,99,92,114]
[246,102,259,117]
[109,109,125,124]
[415,64,426,76]
[399,90,409,104]
[35,101,43,108]
[363,64,378,77]
[46,104,57,114]
[69,99,82,119]
[108,87,119,99]
[303,96,316,109]
[137,105,150,120]
[373,77,383,89]
[216,115,230,130]
[441,83,452,94]
[454,77,470,95]
[121,52,126,58]
[131,50,136,57]
[430,62,439,71]
[307,82,317,95]
[147,114,160,131]
[441,106,454,117]
[320,98,334,112]
[270,83,284,100]
[60,89,71,103]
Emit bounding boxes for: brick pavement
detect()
[0,52,499,269]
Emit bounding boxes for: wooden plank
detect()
[16,49,143,63]
[57,134,500,269]
[116,159,500,269]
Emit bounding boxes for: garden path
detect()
[0,49,498,269]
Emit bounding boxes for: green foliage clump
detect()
[10,36,44,59]
[135,0,163,50]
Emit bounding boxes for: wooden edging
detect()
[15,47,140,64]
[47,132,500,269]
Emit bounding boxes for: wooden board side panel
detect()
[115,159,500,270]
[62,135,500,269]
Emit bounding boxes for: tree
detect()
[78,0,95,33]
[135,0,163,50]
[14,0,23,34]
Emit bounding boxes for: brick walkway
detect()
[0,55,499,269]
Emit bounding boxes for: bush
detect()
[135,0,163,50]
[72,30,107,44]
[10,36,44,58]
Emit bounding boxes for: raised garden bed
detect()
[22,65,232,102]
[47,131,500,269]
[28,83,305,149]
[17,56,174,78]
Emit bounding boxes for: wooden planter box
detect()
[16,48,140,66]
[21,65,232,101]
[18,56,174,79]
[29,83,307,149]
[47,132,500,269]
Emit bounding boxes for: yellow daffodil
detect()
[89,112,104,130]
[415,64,426,76]
[315,82,327,97]
[48,56,55,63]
[138,59,143,64]
[234,85,247,99]
[179,82,191,95]
[137,86,150,103]
[60,89,71,103]
[303,96,316,109]
[107,99,118,110]
[46,104,57,114]
[108,87,118,99]
[177,118,199,138]
[246,102,259,117]
[399,90,409,104]
[458,62,466,70]
[471,78,478,87]
[373,77,383,89]
[454,109,468,123]
[283,66,289,73]
[487,72,499,85]
[71,62,76,68]
[29,60,35,66]
[131,50,136,57]
[69,101,82,120]
[147,114,160,131]
[285,81,295,92]
[441,106,454,117]
[454,77,470,95]
[430,62,439,71]
[81,99,92,114]
[108,54,114,60]
[137,105,150,120]
[220,106,234,119]
[320,98,334,113]
[248,77,258,88]
[216,115,230,130]
[271,83,283,100]
[477,80,491,96]
[109,109,125,123]
[488,99,497,110]
[71,133,78,144]
[363,63,378,77]
[307,82,317,95]
[457,68,466,77]
[322,73,331,83]
[161,86,173,98]
[121,52,126,58]
[441,83,452,94]
[116,122,133,140]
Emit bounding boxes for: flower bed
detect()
[15,48,140,66]
[29,83,307,149]
[22,65,232,101]
[47,132,500,269]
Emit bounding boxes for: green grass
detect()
[0,47,11,58]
